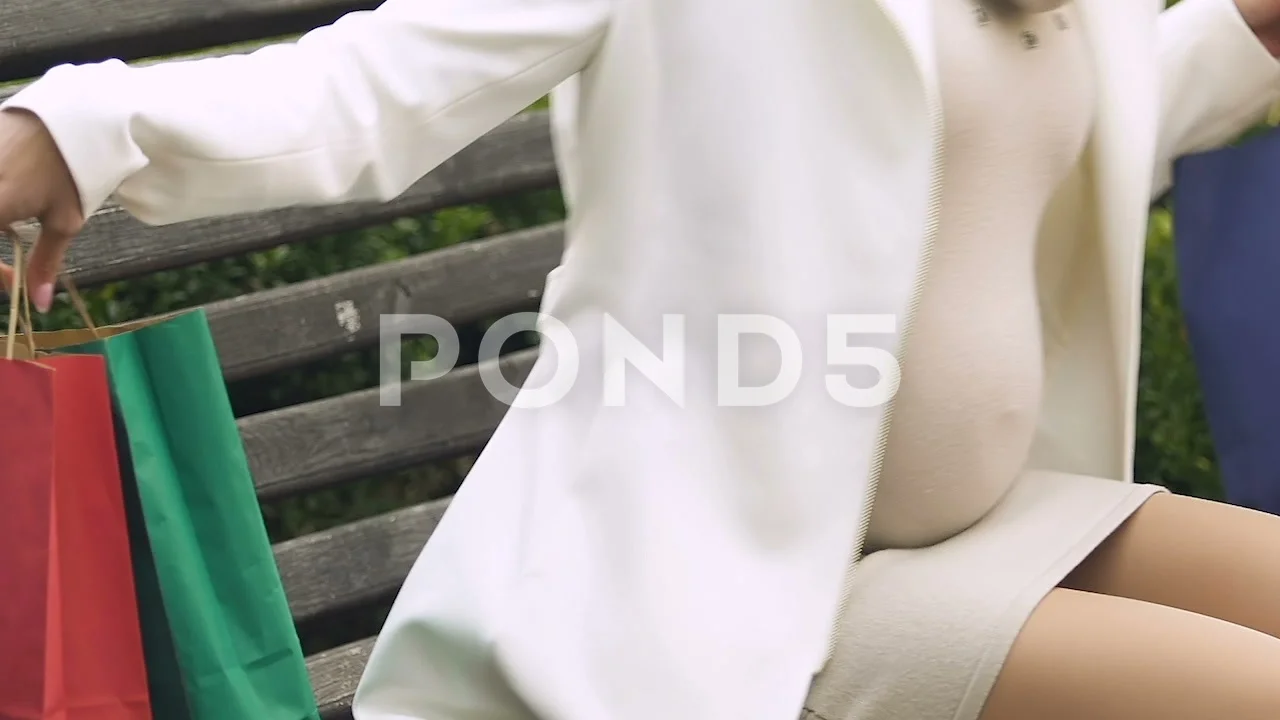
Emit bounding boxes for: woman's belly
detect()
[865,0,1094,550]
[866,255,1046,551]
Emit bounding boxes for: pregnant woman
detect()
[3,0,1280,718]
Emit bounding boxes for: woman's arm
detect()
[0,0,612,225]
[1153,0,1280,197]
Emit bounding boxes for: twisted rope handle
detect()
[5,230,24,361]
[3,224,101,360]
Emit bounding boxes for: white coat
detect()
[6,0,1280,718]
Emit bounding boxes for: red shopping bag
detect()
[0,353,152,720]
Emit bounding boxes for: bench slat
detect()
[308,636,374,720]
[241,349,537,500]
[209,223,562,382]
[0,0,375,82]
[0,41,283,104]
[0,112,557,286]
[276,497,450,623]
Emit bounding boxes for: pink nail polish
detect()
[33,283,52,313]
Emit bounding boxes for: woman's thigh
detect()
[1062,492,1280,638]
[978,588,1280,720]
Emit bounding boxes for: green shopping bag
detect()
[18,307,320,720]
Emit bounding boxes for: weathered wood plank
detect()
[276,497,450,622]
[241,349,537,500]
[308,637,374,720]
[0,0,377,82]
[208,222,561,382]
[0,111,558,285]
[0,41,284,105]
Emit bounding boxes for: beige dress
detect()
[803,2,1166,718]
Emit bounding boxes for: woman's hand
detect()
[1236,0,1280,56]
[0,107,83,312]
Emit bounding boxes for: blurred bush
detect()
[1137,206,1221,499]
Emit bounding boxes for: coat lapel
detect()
[875,0,940,99]
[875,0,1156,480]
[1076,0,1158,479]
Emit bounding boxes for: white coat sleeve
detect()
[0,0,612,225]
[1153,0,1280,197]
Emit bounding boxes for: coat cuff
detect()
[1167,0,1280,147]
[1,60,150,220]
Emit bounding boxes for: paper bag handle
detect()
[61,274,99,339]
[3,225,101,360]
[6,231,23,360]
[4,228,38,360]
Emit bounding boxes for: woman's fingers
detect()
[26,212,81,313]
[0,108,86,312]
[0,215,84,313]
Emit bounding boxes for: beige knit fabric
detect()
[868,0,1096,550]
[802,5,1168,720]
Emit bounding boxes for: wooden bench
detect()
[0,3,560,717]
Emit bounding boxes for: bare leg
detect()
[1062,492,1280,638]
[978,588,1280,720]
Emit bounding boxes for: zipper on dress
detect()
[822,6,947,666]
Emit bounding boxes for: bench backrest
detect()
[1,3,561,717]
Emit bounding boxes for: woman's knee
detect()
[1063,492,1280,638]
[979,588,1280,720]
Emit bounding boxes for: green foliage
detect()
[1136,207,1222,499]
